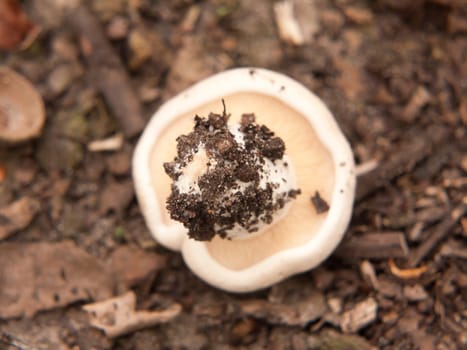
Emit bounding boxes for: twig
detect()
[68,4,145,138]
[88,133,124,152]
[388,259,427,279]
[336,232,409,259]
[273,0,304,45]
[356,125,449,201]
[407,202,467,267]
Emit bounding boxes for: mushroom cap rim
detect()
[133,67,356,292]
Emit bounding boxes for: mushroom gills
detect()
[151,92,335,270]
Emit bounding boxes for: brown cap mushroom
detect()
[133,68,356,292]
[0,66,45,143]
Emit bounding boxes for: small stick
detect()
[336,232,409,259]
[407,202,467,267]
[356,125,449,201]
[388,259,427,279]
[68,4,145,138]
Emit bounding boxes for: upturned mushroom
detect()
[0,66,45,143]
[133,68,355,292]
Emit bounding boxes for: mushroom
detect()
[0,66,45,143]
[133,68,355,292]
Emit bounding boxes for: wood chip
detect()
[448,9,467,34]
[356,125,448,201]
[180,5,201,33]
[336,232,409,259]
[308,329,374,350]
[401,86,431,122]
[273,0,304,45]
[343,7,374,24]
[408,202,467,267]
[360,260,379,290]
[443,177,467,188]
[88,133,124,152]
[439,239,467,259]
[68,5,145,138]
[83,291,181,338]
[355,159,379,177]
[0,241,114,319]
[240,286,327,327]
[340,297,378,333]
[403,284,429,301]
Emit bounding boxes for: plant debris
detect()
[83,291,181,338]
[0,241,114,319]
[339,297,378,333]
[1,0,466,348]
[0,196,40,240]
[0,0,37,50]
[311,191,330,214]
[0,67,46,143]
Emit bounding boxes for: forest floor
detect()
[0,0,466,349]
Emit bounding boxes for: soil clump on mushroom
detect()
[164,107,300,241]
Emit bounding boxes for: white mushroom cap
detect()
[133,68,355,292]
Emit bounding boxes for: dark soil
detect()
[1,0,466,349]
[165,111,296,241]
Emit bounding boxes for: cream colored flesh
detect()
[150,92,334,270]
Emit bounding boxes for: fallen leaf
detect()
[308,329,375,350]
[0,196,40,240]
[340,297,378,333]
[0,241,114,319]
[0,0,35,50]
[240,281,327,327]
[83,291,181,338]
[109,244,167,290]
[99,179,134,215]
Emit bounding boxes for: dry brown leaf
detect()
[0,241,114,319]
[109,244,167,291]
[339,297,378,333]
[0,196,40,240]
[240,289,327,326]
[0,0,35,50]
[83,291,181,338]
